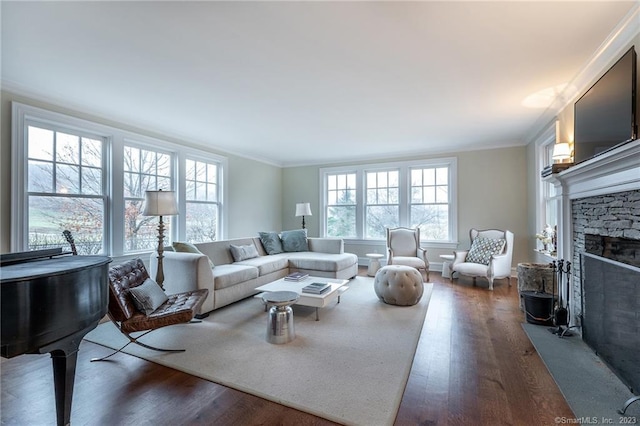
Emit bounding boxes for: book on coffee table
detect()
[284,272,309,281]
[302,282,331,294]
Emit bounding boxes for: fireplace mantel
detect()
[544,139,640,200]
[544,139,640,262]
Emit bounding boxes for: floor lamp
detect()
[143,189,178,289]
[295,202,312,229]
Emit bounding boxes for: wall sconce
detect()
[143,189,179,289]
[295,202,312,229]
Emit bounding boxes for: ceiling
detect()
[1,1,637,167]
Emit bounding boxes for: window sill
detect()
[534,249,557,261]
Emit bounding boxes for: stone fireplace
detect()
[545,139,640,395]
[570,189,640,321]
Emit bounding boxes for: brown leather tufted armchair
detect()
[91,258,208,361]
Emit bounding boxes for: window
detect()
[12,102,227,256]
[326,172,357,238]
[365,170,399,239]
[123,145,174,253]
[410,166,449,240]
[320,158,457,244]
[185,159,219,243]
[26,124,106,254]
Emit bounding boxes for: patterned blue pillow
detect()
[280,229,309,252]
[466,237,506,265]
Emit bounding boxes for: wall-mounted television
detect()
[573,46,637,164]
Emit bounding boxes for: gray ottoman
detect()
[374,265,424,306]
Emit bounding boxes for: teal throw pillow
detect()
[465,237,506,265]
[280,229,309,252]
[129,278,168,316]
[173,241,214,268]
[259,231,284,255]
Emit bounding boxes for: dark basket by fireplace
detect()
[521,291,555,326]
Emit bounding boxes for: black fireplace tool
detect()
[549,259,572,336]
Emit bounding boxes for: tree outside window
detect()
[27,125,105,254]
[326,172,357,238]
[123,145,173,252]
[185,159,219,243]
[365,170,399,239]
[410,167,449,240]
[321,159,456,242]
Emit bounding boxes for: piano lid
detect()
[1,254,111,283]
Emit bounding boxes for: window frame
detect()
[319,157,458,247]
[182,157,223,243]
[11,102,228,258]
[22,121,109,254]
[535,121,559,254]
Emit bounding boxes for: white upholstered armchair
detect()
[386,227,429,281]
[450,228,514,290]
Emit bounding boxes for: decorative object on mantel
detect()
[542,121,574,178]
[295,202,312,229]
[535,224,556,255]
[552,142,573,162]
[143,189,179,289]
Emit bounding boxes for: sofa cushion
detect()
[230,244,260,262]
[281,229,309,252]
[212,264,259,290]
[173,241,214,268]
[286,252,358,272]
[235,254,289,276]
[466,237,506,265]
[128,278,168,316]
[258,231,284,255]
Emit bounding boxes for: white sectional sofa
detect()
[149,236,358,316]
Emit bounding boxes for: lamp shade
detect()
[552,143,572,161]
[295,202,312,217]
[143,190,179,216]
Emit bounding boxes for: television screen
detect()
[574,46,637,164]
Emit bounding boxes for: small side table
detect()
[261,291,299,344]
[366,253,385,277]
[440,254,455,279]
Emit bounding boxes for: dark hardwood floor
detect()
[1,268,574,425]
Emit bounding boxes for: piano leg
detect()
[39,323,99,426]
[50,349,78,426]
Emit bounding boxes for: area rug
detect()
[84,277,433,426]
[522,323,639,421]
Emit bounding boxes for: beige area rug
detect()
[84,277,433,426]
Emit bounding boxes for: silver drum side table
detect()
[262,291,299,344]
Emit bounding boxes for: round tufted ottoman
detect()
[374,265,424,306]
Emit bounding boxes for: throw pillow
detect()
[280,229,309,252]
[230,244,260,262]
[258,231,284,255]
[129,278,168,316]
[173,241,214,268]
[465,237,506,265]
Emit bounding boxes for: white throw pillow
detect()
[230,244,260,262]
[129,278,168,315]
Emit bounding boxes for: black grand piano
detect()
[1,248,111,426]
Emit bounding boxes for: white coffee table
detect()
[255,276,349,321]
